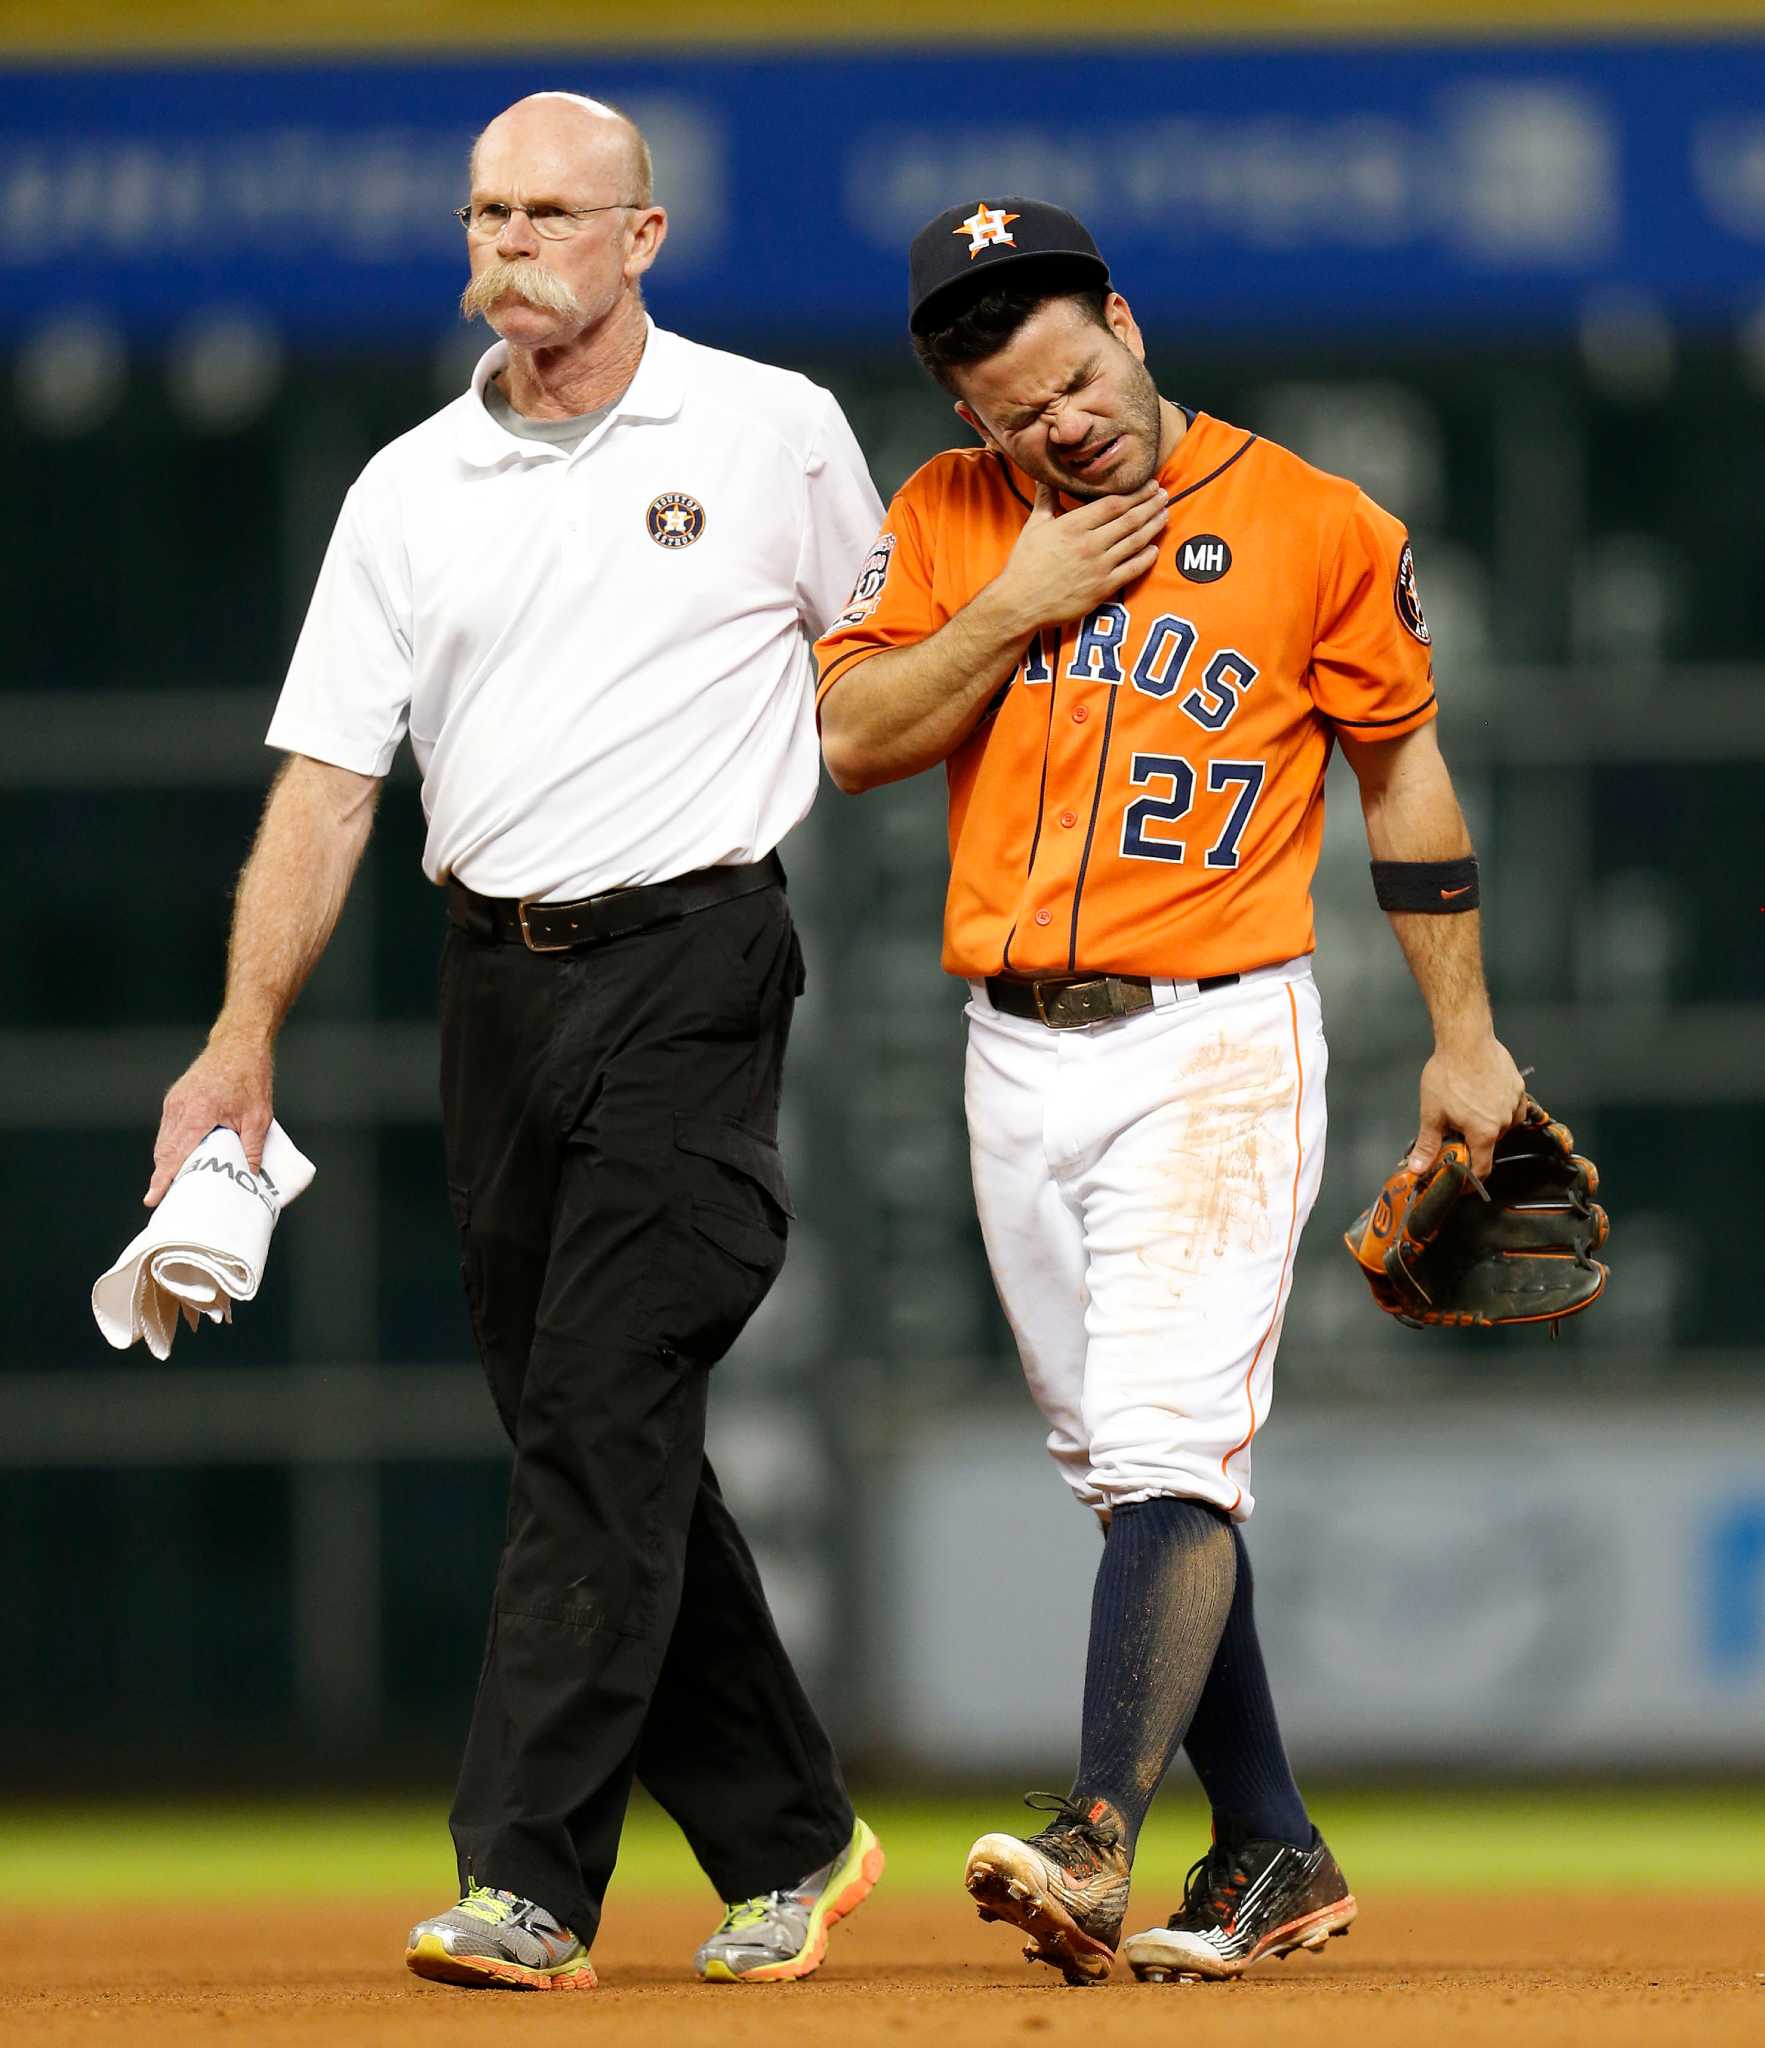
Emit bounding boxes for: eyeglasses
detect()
[454,200,638,240]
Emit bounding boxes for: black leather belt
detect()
[986,970,1239,1030]
[447,852,784,954]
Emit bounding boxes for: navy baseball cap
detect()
[908,197,1111,335]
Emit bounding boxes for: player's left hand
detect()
[1408,1035,1528,1179]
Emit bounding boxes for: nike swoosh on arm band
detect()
[1369,857,1480,913]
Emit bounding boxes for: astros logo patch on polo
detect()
[647,492,706,548]
[955,202,1019,258]
[1394,541,1430,643]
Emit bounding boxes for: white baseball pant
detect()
[964,956,1328,1520]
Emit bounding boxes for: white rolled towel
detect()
[92,1122,316,1358]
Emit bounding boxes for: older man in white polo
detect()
[149,92,885,1991]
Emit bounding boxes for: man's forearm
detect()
[147,753,382,1199]
[1343,714,1525,1172]
[1351,729,1492,1048]
[820,581,1035,793]
[1380,903,1493,1052]
[215,754,381,1045]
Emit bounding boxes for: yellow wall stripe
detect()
[4,0,1763,58]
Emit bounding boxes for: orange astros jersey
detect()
[815,409,1438,982]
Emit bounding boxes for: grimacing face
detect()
[952,294,1166,500]
[463,105,664,350]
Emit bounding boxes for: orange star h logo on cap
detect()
[955,201,1019,258]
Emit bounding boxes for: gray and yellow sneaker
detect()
[965,1792,1132,1985]
[1122,1827,1356,1982]
[405,1883,595,1992]
[694,1817,885,1982]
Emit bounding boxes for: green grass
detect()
[6,1786,1763,1903]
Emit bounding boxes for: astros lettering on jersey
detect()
[816,412,1437,982]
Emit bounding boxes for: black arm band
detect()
[1370,857,1480,913]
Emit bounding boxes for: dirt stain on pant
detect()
[1141,1030,1290,1290]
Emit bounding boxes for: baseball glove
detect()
[1343,1096,1609,1330]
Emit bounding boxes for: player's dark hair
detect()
[913,280,1111,394]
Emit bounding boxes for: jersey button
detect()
[1034,908,1053,927]
[1071,705,1089,724]
[1059,809,1077,828]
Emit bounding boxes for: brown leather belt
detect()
[447,852,784,954]
[985,970,1239,1030]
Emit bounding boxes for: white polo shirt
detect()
[266,321,883,901]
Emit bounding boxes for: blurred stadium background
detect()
[1,0,1761,1893]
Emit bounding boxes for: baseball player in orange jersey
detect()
[816,200,1528,1985]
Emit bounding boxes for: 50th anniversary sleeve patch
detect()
[1395,541,1431,645]
[835,533,896,627]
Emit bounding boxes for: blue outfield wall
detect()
[2,39,1761,343]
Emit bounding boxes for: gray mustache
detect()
[459,261,584,323]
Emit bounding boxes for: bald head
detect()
[470,92,653,207]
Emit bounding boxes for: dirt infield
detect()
[7,1891,1760,2046]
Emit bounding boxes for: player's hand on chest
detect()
[990,479,1171,633]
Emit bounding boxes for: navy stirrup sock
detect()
[1181,1522,1312,1848]
[1067,1497,1237,1853]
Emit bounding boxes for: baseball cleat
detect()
[964,1792,1131,1985]
[694,1816,885,1982]
[405,1883,595,1990]
[1121,1827,1356,1982]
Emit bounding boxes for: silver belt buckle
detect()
[516,897,574,953]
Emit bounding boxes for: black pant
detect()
[438,878,853,1942]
